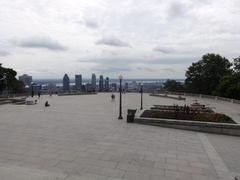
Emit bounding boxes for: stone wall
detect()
[134,117,240,136]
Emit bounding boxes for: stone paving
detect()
[0,93,239,180]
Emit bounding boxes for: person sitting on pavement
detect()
[111,94,115,100]
[45,101,50,107]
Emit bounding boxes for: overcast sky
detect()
[0,0,240,79]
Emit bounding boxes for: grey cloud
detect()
[161,68,175,72]
[85,19,99,29]
[77,56,193,66]
[153,47,175,54]
[13,36,67,51]
[136,67,157,72]
[92,66,132,73]
[76,19,99,29]
[0,49,10,57]
[168,1,188,18]
[77,57,136,65]
[149,57,194,65]
[96,37,131,47]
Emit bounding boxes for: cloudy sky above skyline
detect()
[0,0,240,79]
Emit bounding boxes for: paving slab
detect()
[0,93,239,179]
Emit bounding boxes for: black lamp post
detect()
[31,82,34,97]
[140,83,143,110]
[118,75,123,120]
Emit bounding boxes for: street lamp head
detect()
[118,74,123,80]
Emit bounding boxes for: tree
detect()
[164,79,184,92]
[233,56,240,73]
[0,64,25,94]
[213,73,240,100]
[213,56,240,100]
[185,53,232,94]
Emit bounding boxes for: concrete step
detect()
[0,99,12,105]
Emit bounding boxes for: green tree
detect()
[213,73,240,100]
[164,79,184,92]
[233,56,240,73]
[0,64,25,94]
[185,53,232,94]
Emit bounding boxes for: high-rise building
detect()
[19,74,32,87]
[75,74,82,91]
[63,74,70,92]
[111,83,117,92]
[125,82,128,92]
[105,77,110,92]
[91,73,96,91]
[99,75,104,92]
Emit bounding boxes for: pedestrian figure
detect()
[111,94,115,101]
[45,101,50,107]
[38,91,41,99]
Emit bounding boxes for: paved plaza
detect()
[0,93,239,180]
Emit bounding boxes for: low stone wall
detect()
[155,91,240,105]
[134,117,240,136]
[149,93,186,100]
[58,92,97,96]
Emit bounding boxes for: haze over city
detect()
[0,0,240,79]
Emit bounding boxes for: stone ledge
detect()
[134,117,240,136]
[58,92,97,96]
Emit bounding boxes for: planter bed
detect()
[140,110,235,124]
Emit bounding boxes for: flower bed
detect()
[140,110,235,124]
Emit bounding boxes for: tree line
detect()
[164,53,240,100]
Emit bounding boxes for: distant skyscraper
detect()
[125,82,128,92]
[111,83,117,92]
[19,74,32,87]
[105,77,110,92]
[91,73,96,91]
[63,74,70,92]
[75,74,82,91]
[99,75,104,92]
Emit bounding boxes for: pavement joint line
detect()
[198,133,234,179]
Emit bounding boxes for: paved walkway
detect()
[0,93,239,180]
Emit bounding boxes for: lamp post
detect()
[140,82,143,110]
[118,75,123,120]
[31,82,34,97]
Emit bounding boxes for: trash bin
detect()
[127,109,137,123]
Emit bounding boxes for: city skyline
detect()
[0,0,240,79]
